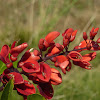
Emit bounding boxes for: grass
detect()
[0,0,100,100]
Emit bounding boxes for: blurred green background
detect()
[0,0,100,100]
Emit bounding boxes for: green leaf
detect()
[27,94,46,100]
[0,60,7,75]
[13,61,18,68]
[1,79,14,100]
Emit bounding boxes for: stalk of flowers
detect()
[0,27,99,100]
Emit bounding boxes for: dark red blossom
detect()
[37,82,54,99]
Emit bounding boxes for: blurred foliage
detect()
[0,0,100,100]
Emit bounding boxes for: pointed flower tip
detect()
[83,32,87,40]
[37,83,54,99]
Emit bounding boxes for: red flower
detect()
[54,55,71,74]
[74,40,99,51]
[73,52,96,69]
[18,49,40,68]
[38,31,60,51]
[36,62,51,82]
[46,44,64,57]
[82,52,96,61]
[62,28,77,47]
[10,42,28,62]
[90,27,99,40]
[1,71,24,85]
[73,60,91,70]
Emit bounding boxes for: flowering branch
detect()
[0,27,99,100]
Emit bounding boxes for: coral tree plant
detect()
[0,27,99,100]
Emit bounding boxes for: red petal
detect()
[37,83,54,99]
[37,62,51,82]
[22,61,40,73]
[45,31,60,43]
[64,33,71,39]
[50,68,62,85]
[55,43,64,51]
[0,45,10,64]
[54,55,70,74]
[11,41,16,49]
[33,49,40,56]
[16,80,36,96]
[78,40,87,48]
[97,38,100,43]
[62,28,74,37]
[63,38,69,47]
[59,60,69,74]
[94,27,99,32]
[68,51,83,61]
[65,61,71,72]
[47,45,62,56]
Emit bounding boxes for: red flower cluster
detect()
[0,27,99,100]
